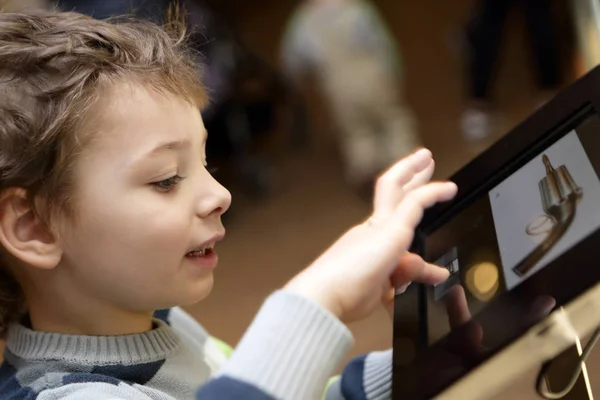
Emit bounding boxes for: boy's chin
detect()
[148,276,214,312]
[173,277,215,307]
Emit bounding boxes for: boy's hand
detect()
[284,149,458,323]
[381,252,423,319]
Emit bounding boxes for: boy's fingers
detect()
[390,253,449,287]
[391,181,458,229]
[373,149,433,217]
[382,286,395,319]
[403,159,435,192]
[389,252,422,287]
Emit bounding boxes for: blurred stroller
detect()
[54,0,311,198]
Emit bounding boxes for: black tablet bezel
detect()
[392,65,600,399]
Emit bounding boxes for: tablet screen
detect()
[394,110,600,399]
[425,112,600,345]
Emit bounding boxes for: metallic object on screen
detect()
[515,155,583,277]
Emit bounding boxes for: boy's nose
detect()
[202,176,232,217]
[213,183,232,216]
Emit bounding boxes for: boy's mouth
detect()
[186,243,215,258]
[184,233,224,268]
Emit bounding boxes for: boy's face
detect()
[57,85,231,312]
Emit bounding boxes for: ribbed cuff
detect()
[218,290,353,400]
[363,350,392,400]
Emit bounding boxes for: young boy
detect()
[281,0,421,190]
[0,9,456,400]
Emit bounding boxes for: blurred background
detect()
[2,0,598,397]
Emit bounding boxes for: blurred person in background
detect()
[281,0,421,194]
[461,0,562,141]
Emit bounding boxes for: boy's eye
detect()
[152,175,184,192]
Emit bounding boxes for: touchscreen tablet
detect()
[393,100,600,399]
[426,110,600,341]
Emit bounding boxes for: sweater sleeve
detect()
[322,349,392,400]
[201,291,389,400]
[207,290,353,400]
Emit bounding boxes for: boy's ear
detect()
[0,188,62,270]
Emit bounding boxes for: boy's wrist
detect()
[283,273,342,321]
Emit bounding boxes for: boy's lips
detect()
[186,232,225,255]
[184,232,225,270]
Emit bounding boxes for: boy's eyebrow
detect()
[148,139,191,155]
[130,128,208,167]
[130,139,192,166]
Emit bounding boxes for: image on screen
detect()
[489,131,600,290]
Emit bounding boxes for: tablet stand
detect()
[536,336,595,399]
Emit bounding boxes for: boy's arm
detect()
[162,293,354,399]
[323,350,393,400]
[201,290,354,400]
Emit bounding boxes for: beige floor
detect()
[185,0,599,398]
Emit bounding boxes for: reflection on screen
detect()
[425,118,600,345]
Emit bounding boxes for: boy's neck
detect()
[24,282,155,336]
[27,307,155,336]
